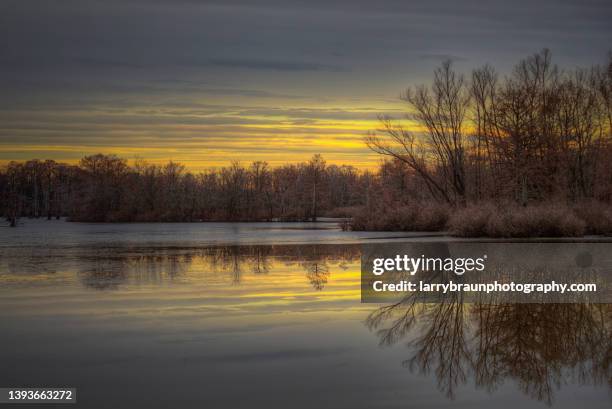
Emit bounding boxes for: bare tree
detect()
[366,60,469,205]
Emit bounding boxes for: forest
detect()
[1,50,611,236]
[0,153,369,224]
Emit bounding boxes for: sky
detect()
[0,0,611,170]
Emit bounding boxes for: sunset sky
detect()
[1,0,611,170]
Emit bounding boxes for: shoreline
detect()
[3,218,611,243]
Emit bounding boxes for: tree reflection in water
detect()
[74,242,611,404]
[77,244,359,291]
[366,293,612,405]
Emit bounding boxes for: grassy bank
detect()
[350,201,612,238]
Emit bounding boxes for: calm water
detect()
[0,220,610,408]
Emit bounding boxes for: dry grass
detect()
[350,203,450,232]
[352,201,612,237]
[445,203,496,237]
[448,203,587,237]
[323,206,362,218]
[572,200,612,235]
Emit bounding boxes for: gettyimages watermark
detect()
[361,242,612,303]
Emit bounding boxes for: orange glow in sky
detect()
[0,96,411,171]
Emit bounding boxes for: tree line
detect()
[0,154,371,225]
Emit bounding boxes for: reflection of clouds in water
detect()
[79,259,127,290]
[76,244,360,291]
[367,296,612,405]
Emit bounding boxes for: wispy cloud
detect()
[419,53,467,62]
[199,88,309,99]
[208,58,349,72]
[71,57,145,69]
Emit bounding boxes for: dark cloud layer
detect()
[1,0,610,89]
[0,0,610,166]
[208,58,348,72]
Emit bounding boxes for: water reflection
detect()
[367,295,612,405]
[75,244,360,291]
[75,242,612,405]
[2,233,611,407]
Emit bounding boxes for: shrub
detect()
[573,201,612,235]
[446,203,496,237]
[449,203,585,237]
[324,206,361,218]
[348,208,370,231]
[352,200,612,237]
[350,202,449,232]
[486,204,585,237]
[413,203,450,231]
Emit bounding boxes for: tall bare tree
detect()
[366,60,469,205]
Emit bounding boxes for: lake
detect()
[0,219,610,408]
